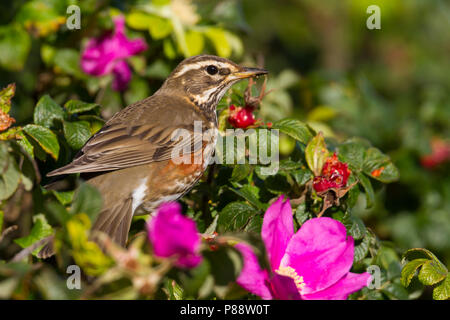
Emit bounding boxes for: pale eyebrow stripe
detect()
[173,61,232,77]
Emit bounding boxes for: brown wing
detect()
[47,95,210,176]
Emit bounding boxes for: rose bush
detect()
[0,0,448,300]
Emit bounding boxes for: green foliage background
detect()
[0,0,448,300]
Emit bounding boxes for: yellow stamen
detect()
[275,266,306,293]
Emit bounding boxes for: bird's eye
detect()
[206,65,218,75]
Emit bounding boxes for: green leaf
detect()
[418,260,447,286]
[179,261,210,298]
[294,203,311,226]
[337,139,366,171]
[218,202,258,232]
[34,268,77,299]
[224,31,243,57]
[0,149,21,201]
[45,200,71,225]
[0,142,8,171]
[433,276,450,300]
[363,147,399,183]
[291,168,313,186]
[264,174,291,195]
[347,214,367,240]
[51,190,74,206]
[185,30,204,56]
[63,121,92,150]
[64,100,100,115]
[368,162,399,183]
[401,259,429,287]
[126,11,153,30]
[33,95,65,129]
[23,124,60,160]
[15,131,34,157]
[230,164,252,182]
[0,25,31,71]
[278,159,303,171]
[149,16,173,39]
[353,235,370,263]
[165,278,185,300]
[53,49,85,78]
[14,214,53,255]
[305,132,328,176]
[229,185,266,210]
[204,246,242,287]
[376,246,400,271]
[204,27,231,58]
[381,282,409,300]
[204,215,219,235]
[402,248,445,263]
[70,183,103,222]
[244,215,263,233]
[356,172,375,208]
[0,210,3,232]
[272,118,313,146]
[0,83,15,113]
[163,39,176,59]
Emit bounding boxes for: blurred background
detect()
[0,0,449,267]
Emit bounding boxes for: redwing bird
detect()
[39,55,267,258]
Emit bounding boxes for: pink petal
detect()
[146,202,202,268]
[302,272,371,300]
[261,196,294,270]
[112,60,131,91]
[235,243,273,300]
[113,16,148,58]
[113,15,126,34]
[280,217,354,294]
[80,15,147,78]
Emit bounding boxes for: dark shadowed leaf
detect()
[70,183,103,222]
[218,202,258,232]
[230,164,252,182]
[381,282,409,300]
[356,172,375,208]
[229,185,266,210]
[291,168,313,186]
[0,145,21,200]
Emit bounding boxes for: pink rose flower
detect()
[80,16,148,91]
[236,196,370,300]
[146,202,202,268]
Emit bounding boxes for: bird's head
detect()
[158,55,268,111]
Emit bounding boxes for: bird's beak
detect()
[232,67,268,80]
